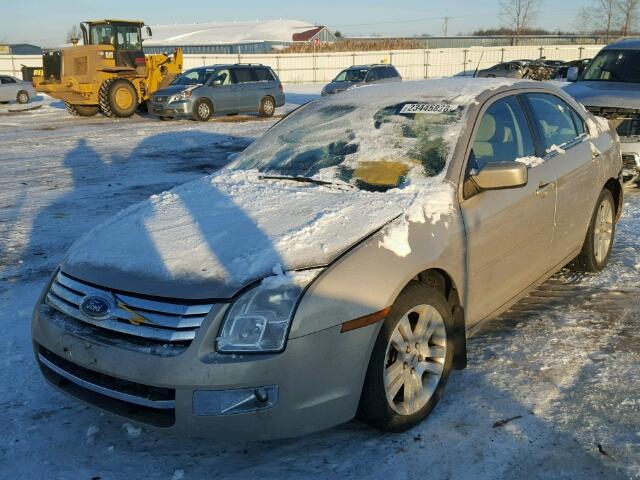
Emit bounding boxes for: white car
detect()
[0,75,36,104]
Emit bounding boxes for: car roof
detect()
[188,64,267,70]
[603,38,640,50]
[348,64,393,69]
[331,77,554,106]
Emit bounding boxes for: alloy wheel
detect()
[383,304,447,415]
[593,196,614,264]
[198,103,210,118]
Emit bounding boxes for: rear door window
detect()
[470,96,536,169]
[255,68,275,81]
[525,93,581,150]
[366,68,380,82]
[233,67,256,83]
[386,67,399,78]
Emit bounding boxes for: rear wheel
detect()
[65,102,99,117]
[358,283,454,431]
[99,78,138,118]
[192,98,213,121]
[571,189,616,272]
[16,90,30,104]
[259,96,276,117]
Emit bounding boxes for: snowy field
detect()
[1,85,639,479]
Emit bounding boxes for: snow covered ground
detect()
[1,85,639,479]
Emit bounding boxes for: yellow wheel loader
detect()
[33,20,183,118]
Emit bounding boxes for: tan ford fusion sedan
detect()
[32,78,623,439]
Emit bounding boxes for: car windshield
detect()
[170,68,215,86]
[581,50,640,83]
[232,96,465,191]
[334,68,368,83]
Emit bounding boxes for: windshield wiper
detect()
[258,175,356,190]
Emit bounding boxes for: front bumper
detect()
[148,99,193,118]
[32,297,379,440]
[620,141,640,183]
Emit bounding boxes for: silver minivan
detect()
[33,79,622,440]
[149,64,285,121]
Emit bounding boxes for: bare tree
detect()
[575,6,594,34]
[594,0,617,41]
[499,0,540,43]
[617,0,639,36]
[67,25,81,45]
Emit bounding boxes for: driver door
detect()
[209,68,238,113]
[461,94,557,326]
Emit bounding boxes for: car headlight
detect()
[171,90,192,102]
[216,268,322,353]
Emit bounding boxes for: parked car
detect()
[33,78,623,440]
[148,64,285,121]
[540,59,565,68]
[475,61,527,78]
[555,58,592,80]
[321,64,401,95]
[564,38,640,184]
[0,75,36,104]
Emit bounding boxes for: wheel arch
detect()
[603,177,623,221]
[414,268,467,370]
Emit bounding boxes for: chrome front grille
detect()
[46,271,213,343]
[154,96,167,103]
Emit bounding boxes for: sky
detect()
[1,0,589,46]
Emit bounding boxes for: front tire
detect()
[358,283,454,431]
[259,96,276,117]
[65,102,99,117]
[17,90,30,104]
[192,98,213,121]
[99,78,138,118]
[571,189,616,272]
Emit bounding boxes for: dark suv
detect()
[149,64,285,121]
[321,64,402,96]
[564,38,640,184]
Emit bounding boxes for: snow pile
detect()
[260,264,321,289]
[379,183,456,257]
[546,144,566,155]
[516,156,545,168]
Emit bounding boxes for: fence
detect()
[2,44,604,83]
[0,54,41,79]
[183,44,604,83]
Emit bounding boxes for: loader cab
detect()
[80,20,147,70]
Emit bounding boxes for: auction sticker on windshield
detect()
[400,103,459,114]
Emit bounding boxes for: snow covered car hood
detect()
[61,170,406,299]
[564,81,640,109]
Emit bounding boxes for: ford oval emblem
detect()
[79,295,113,320]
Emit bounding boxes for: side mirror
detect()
[146,26,153,37]
[212,78,223,86]
[567,66,579,82]
[471,162,528,190]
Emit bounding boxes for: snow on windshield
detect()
[234,98,463,191]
